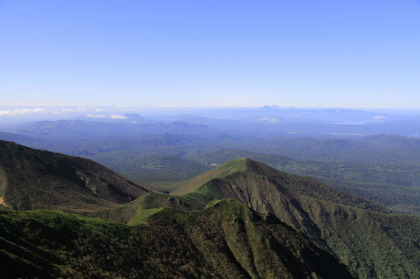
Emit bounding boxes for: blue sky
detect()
[1,0,420,108]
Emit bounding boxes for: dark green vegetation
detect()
[170,159,420,279]
[182,148,420,214]
[0,200,355,279]
[86,157,420,278]
[1,140,420,278]
[0,140,154,212]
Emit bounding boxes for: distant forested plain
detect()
[2,107,420,214]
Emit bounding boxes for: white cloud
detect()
[0,108,47,116]
[110,114,128,119]
[259,117,279,123]
[373,115,387,120]
[85,114,107,118]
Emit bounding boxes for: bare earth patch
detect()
[0,197,8,207]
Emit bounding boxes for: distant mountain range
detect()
[1,140,420,278]
[11,120,212,139]
[4,106,420,139]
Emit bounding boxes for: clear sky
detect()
[1,0,420,108]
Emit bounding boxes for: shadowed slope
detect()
[0,140,155,212]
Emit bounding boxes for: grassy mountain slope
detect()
[92,192,204,225]
[0,140,154,212]
[0,199,355,279]
[172,158,384,213]
[171,159,420,279]
[183,148,420,214]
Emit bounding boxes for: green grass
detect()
[90,192,206,225]
[130,207,164,225]
[171,158,250,195]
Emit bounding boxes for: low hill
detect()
[92,192,204,225]
[171,159,420,279]
[0,140,154,212]
[0,199,355,279]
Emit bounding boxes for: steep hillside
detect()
[183,148,420,214]
[171,159,420,279]
[0,199,355,279]
[0,140,154,212]
[172,158,384,212]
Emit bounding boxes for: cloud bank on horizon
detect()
[0,0,419,108]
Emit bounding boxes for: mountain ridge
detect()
[172,158,385,213]
[169,158,420,278]
[0,199,356,279]
[0,140,155,212]
[1,141,419,278]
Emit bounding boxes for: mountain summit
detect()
[172,158,383,212]
[171,158,420,278]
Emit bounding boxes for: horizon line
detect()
[1,105,420,111]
